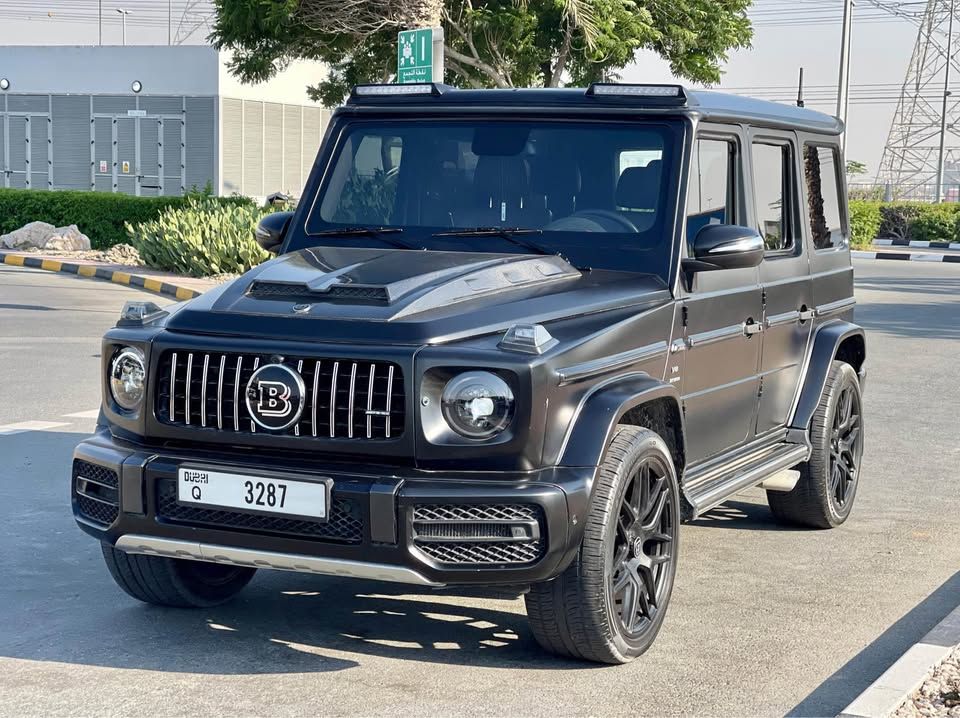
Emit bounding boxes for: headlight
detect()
[109,347,146,412]
[440,371,514,439]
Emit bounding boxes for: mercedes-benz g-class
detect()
[73,83,865,664]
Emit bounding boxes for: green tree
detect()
[211,0,753,107]
[845,159,867,177]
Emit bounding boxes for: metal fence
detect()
[847,182,960,202]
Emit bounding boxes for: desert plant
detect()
[126,196,269,277]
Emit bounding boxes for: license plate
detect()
[177,468,329,520]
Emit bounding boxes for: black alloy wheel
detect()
[828,382,862,510]
[610,455,675,639]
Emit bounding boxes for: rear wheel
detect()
[767,360,864,528]
[525,426,680,663]
[101,543,256,608]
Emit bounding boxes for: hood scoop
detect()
[241,248,581,314]
[247,281,390,305]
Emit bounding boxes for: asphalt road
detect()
[1,262,959,717]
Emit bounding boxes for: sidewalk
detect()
[0,250,217,300]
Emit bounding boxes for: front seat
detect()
[615,161,662,231]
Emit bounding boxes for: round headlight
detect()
[440,371,514,439]
[110,347,145,412]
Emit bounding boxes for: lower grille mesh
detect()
[155,479,363,544]
[74,460,120,526]
[412,503,545,566]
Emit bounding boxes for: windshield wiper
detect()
[432,227,568,261]
[312,226,424,250]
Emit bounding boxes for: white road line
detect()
[63,409,101,419]
[0,420,71,436]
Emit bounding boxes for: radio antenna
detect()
[797,67,805,108]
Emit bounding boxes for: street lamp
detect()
[116,8,132,46]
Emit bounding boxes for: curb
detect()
[874,239,960,250]
[852,250,960,264]
[838,602,960,718]
[0,251,202,300]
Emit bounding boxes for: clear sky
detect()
[0,0,923,178]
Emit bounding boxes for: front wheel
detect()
[101,543,256,608]
[525,426,680,663]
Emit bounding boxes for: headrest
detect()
[530,157,581,196]
[616,165,661,210]
[473,155,530,201]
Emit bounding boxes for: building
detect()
[0,45,330,199]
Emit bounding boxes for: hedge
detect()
[848,201,882,249]
[0,188,253,249]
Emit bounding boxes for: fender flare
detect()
[558,373,684,470]
[789,320,865,431]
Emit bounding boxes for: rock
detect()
[1,221,57,249]
[102,243,143,266]
[43,224,91,251]
[0,221,91,251]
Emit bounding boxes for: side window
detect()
[686,138,737,245]
[803,145,845,249]
[751,142,794,252]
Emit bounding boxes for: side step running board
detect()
[684,444,809,518]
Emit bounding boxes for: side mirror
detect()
[682,224,765,273]
[254,211,294,254]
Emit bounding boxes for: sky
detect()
[0,0,923,177]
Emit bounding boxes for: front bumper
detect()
[72,429,593,587]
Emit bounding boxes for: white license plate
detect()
[177,468,329,519]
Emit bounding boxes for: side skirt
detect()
[681,441,810,519]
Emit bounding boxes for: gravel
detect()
[895,645,960,718]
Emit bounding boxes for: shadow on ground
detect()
[787,570,960,717]
[0,430,583,675]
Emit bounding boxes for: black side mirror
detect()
[254,211,294,254]
[682,224,765,273]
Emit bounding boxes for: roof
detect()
[344,84,843,136]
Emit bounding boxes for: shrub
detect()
[126,196,270,277]
[0,188,254,249]
[909,203,960,243]
[848,201,882,249]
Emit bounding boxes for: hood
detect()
[164,247,671,345]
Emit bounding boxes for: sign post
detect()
[397,27,444,84]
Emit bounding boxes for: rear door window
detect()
[803,145,846,249]
[751,142,796,253]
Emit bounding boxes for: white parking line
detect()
[63,409,101,419]
[0,421,71,436]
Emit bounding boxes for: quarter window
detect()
[803,145,845,249]
[752,142,794,252]
[686,138,737,245]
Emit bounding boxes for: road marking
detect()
[0,420,70,436]
[63,409,101,419]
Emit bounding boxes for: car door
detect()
[679,126,764,463]
[749,129,814,435]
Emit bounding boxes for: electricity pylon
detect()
[877,0,960,200]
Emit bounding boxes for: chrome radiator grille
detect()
[155,350,405,440]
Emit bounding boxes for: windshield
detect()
[299,118,681,279]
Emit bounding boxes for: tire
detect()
[525,426,680,664]
[767,360,864,528]
[101,543,256,608]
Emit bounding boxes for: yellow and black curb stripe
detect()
[0,251,202,300]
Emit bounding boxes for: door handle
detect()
[798,308,816,322]
[743,320,763,336]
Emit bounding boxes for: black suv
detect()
[73,83,865,664]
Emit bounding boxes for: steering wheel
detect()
[546,210,639,233]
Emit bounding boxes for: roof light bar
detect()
[586,83,687,104]
[352,83,440,97]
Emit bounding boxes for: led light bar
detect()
[352,83,440,97]
[586,83,687,104]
